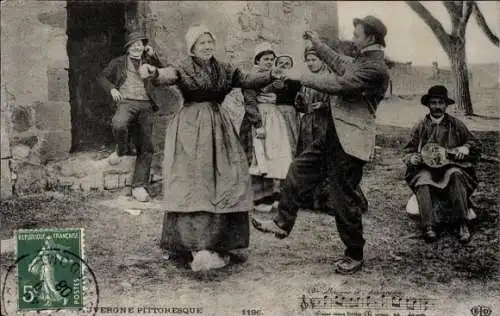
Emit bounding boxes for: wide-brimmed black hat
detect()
[124,31,148,49]
[353,15,387,47]
[421,85,455,106]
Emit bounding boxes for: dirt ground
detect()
[1,123,498,315]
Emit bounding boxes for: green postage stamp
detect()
[15,228,84,311]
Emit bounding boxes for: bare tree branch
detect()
[473,1,500,47]
[458,1,475,36]
[443,1,461,18]
[405,1,451,50]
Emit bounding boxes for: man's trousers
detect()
[111,99,154,188]
[274,108,367,261]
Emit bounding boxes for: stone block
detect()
[47,67,70,102]
[0,238,15,254]
[103,171,130,190]
[0,160,13,199]
[34,101,71,130]
[11,162,46,194]
[1,126,10,159]
[37,10,66,29]
[11,144,31,159]
[11,105,34,133]
[33,130,71,164]
[1,96,11,158]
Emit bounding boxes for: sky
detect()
[337,1,500,67]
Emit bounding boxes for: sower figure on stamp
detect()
[252,16,390,275]
[403,85,481,244]
[98,31,163,202]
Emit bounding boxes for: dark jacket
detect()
[402,113,481,189]
[299,40,390,161]
[97,53,164,111]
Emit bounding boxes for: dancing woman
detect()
[143,25,281,271]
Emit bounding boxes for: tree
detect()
[405,1,499,115]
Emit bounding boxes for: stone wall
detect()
[148,1,338,71]
[1,0,70,196]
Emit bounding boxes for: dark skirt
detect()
[160,212,250,253]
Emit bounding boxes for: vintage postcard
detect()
[1,1,498,316]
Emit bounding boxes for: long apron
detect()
[160,101,250,252]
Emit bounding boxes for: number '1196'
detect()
[242,309,263,315]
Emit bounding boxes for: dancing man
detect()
[252,16,390,274]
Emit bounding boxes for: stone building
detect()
[0,0,339,198]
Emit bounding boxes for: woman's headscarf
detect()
[185,24,217,56]
[303,48,329,74]
[275,54,294,68]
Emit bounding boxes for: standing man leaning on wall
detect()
[252,16,390,275]
[98,31,163,202]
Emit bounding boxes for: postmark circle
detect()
[1,248,100,315]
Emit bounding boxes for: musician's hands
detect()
[255,127,266,139]
[455,146,470,160]
[409,153,423,166]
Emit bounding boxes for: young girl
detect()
[242,45,300,212]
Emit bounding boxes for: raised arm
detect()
[310,38,354,75]
[145,51,163,68]
[231,67,273,90]
[299,63,383,95]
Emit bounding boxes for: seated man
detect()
[98,31,163,202]
[403,85,481,243]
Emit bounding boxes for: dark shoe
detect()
[251,217,289,239]
[424,227,438,243]
[459,224,471,244]
[335,256,363,275]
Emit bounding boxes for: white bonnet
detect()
[185,24,217,56]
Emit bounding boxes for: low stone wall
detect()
[1,1,71,197]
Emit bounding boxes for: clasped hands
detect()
[269,30,320,82]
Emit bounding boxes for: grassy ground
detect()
[1,128,498,315]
